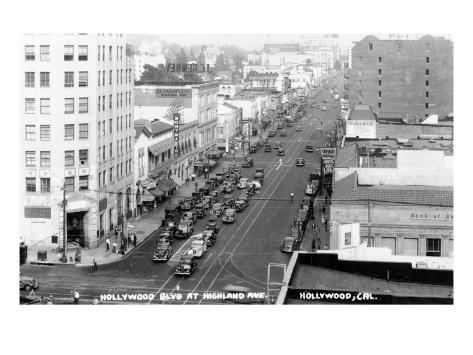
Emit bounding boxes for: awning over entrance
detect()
[206,150,223,158]
[141,190,156,202]
[157,184,170,192]
[193,162,204,167]
[148,144,161,156]
[208,159,216,167]
[148,188,164,197]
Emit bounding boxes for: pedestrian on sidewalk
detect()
[133,233,137,248]
[311,237,316,251]
[105,237,110,252]
[127,233,132,247]
[191,173,196,182]
[114,226,119,237]
[112,241,117,254]
[312,222,316,230]
[185,177,189,185]
[72,289,80,304]
[92,259,98,272]
[325,219,328,231]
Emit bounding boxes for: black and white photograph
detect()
[2,0,470,354]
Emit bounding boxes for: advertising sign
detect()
[155,88,192,99]
[320,148,336,159]
[173,113,180,157]
[346,120,376,139]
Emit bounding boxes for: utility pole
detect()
[61,183,68,263]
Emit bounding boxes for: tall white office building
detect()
[20,33,134,249]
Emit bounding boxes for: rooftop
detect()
[376,122,453,140]
[150,120,173,136]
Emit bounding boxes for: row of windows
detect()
[25,149,89,167]
[97,92,132,111]
[97,115,132,137]
[25,123,88,141]
[97,136,133,162]
[97,69,132,86]
[25,176,89,193]
[97,44,125,62]
[25,44,88,61]
[375,102,431,109]
[360,56,430,64]
[98,159,132,188]
[368,43,431,52]
[24,97,88,114]
[25,71,89,88]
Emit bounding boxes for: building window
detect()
[25,72,35,87]
[25,125,35,141]
[426,91,429,98]
[102,45,105,61]
[98,45,100,61]
[110,143,113,158]
[426,56,430,63]
[79,175,89,190]
[378,69,382,75]
[426,43,430,51]
[109,46,112,61]
[79,123,88,139]
[426,238,441,257]
[64,72,74,87]
[40,125,50,141]
[378,80,382,86]
[25,151,36,167]
[40,151,50,167]
[79,97,88,113]
[102,95,105,110]
[109,70,112,85]
[378,57,382,63]
[40,45,50,61]
[425,103,429,109]
[65,150,74,167]
[65,98,74,114]
[110,167,114,182]
[378,91,382,98]
[64,45,74,61]
[78,45,88,60]
[102,170,106,185]
[40,98,50,114]
[109,118,113,133]
[64,124,74,140]
[64,177,75,193]
[98,96,101,111]
[26,178,36,192]
[40,178,50,193]
[102,70,105,86]
[396,42,401,51]
[102,145,105,160]
[40,72,50,87]
[426,69,430,76]
[25,45,35,60]
[368,43,373,50]
[78,71,88,87]
[98,71,101,86]
[426,80,429,87]
[109,95,112,109]
[98,172,101,187]
[79,149,88,165]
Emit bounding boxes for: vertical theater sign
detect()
[173,112,180,158]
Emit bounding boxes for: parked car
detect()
[254,172,264,184]
[211,203,224,217]
[157,231,174,245]
[273,142,281,150]
[305,183,317,196]
[187,239,207,258]
[153,242,172,262]
[281,236,299,253]
[268,130,276,137]
[246,183,256,196]
[174,255,197,276]
[19,274,39,292]
[195,203,207,218]
[280,130,287,137]
[277,148,285,156]
[176,220,194,238]
[296,158,305,167]
[251,180,262,190]
[198,230,217,247]
[286,122,293,127]
[222,208,237,223]
[305,145,314,153]
[249,145,258,153]
[296,125,302,131]
[222,194,236,209]
[242,158,254,168]
[182,211,197,224]
[321,106,327,111]
[180,197,195,211]
[235,199,249,212]
[237,178,249,190]
[264,144,272,152]
[206,215,220,234]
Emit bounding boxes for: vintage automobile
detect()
[153,242,172,262]
[296,158,305,167]
[19,274,39,292]
[251,180,262,190]
[206,215,220,234]
[182,211,197,224]
[222,194,236,208]
[301,196,313,211]
[276,122,284,129]
[198,186,211,196]
[222,208,237,224]
[277,148,285,156]
[176,220,194,239]
[242,158,254,168]
[157,230,174,245]
[210,189,222,200]
[195,203,207,218]
[187,239,207,258]
[202,196,213,209]
[321,106,327,111]
[305,183,317,196]
[254,172,264,184]
[198,230,217,247]
[180,197,195,211]
[268,130,276,137]
[315,104,321,109]
[264,144,272,152]
[280,130,287,137]
[211,202,224,217]
[296,125,302,131]
[237,178,249,190]
[174,255,197,277]
[273,142,281,150]
[162,204,181,225]
[235,199,249,212]
[191,192,203,204]
[249,144,258,153]
[281,236,299,253]
[305,145,314,153]
[223,182,234,193]
[286,122,293,127]
[246,183,256,196]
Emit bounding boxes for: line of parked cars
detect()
[280,196,314,253]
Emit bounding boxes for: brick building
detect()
[349,35,453,120]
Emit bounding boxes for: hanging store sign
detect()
[173,113,180,157]
[346,120,376,139]
[321,148,336,159]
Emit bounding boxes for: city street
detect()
[20,89,339,304]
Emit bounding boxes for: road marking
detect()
[275,159,282,171]
[169,236,199,261]
[298,137,302,142]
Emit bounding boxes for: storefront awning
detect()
[148,144,161,156]
[208,159,216,167]
[194,162,204,167]
[157,184,170,192]
[206,150,223,158]
[148,188,164,197]
[141,190,156,202]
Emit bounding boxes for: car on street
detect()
[276,122,284,129]
[223,182,234,193]
[264,144,272,152]
[321,106,327,111]
[235,199,248,212]
[281,236,299,253]
[273,142,281,150]
[315,104,320,109]
[286,122,293,127]
[195,203,207,218]
[280,130,287,137]
[153,242,172,262]
[268,130,276,137]
[187,239,207,258]
[242,158,254,168]
[180,197,195,211]
[157,230,174,245]
[222,194,236,208]
[305,145,314,153]
[198,230,217,247]
[249,144,258,153]
[251,180,261,190]
[174,255,197,276]
[296,158,305,167]
[246,183,256,196]
[182,211,197,224]
[296,125,302,131]
[176,220,194,239]
[20,274,39,292]
[222,208,237,223]
[211,202,224,217]
[206,214,220,234]
[237,178,249,189]
[202,196,213,209]
[277,148,285,156]
[254,172,264,184]
[305,183,317,196]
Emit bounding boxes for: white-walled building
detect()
[217,98,242,152]
[134,53,167,81]
[20,33,134,248]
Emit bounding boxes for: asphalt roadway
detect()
[20,89,339,305]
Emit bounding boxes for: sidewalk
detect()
[300,194,331,252]
[26,159,233,267]
[232,130,269,159]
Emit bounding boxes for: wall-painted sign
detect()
[346,120,377,139]
[155,88,192,98]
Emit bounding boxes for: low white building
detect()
[217,99,242,152]
[134,53,167,81]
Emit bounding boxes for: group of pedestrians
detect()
[105,226,137,256]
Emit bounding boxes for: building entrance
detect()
[67,211,87,247]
